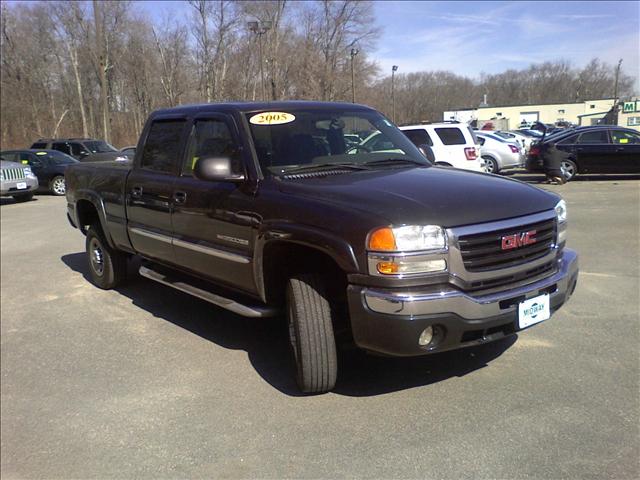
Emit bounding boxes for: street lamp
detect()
[350,48,359,103]
[391,65,399,122]
[248,20,272,101]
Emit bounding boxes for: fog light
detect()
[418,326,433,346]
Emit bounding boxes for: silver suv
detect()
[0,160,38,202]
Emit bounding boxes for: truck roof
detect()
[151,100,377,117]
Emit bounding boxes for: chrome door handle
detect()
[131,186,143,198]
[173,191,187,204]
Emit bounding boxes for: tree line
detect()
[1,0,635,148]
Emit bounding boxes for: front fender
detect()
[253,222,360,302]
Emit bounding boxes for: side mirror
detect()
[418,144,435,162]
[193,156,245,183]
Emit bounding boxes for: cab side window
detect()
[140,119,186,173]
[183,119,241,176]
[20,153,43,167]
[70,142,88,157]
[610,130,640,144]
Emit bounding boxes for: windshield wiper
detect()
[362,158,427,167]
[281,163,370,175]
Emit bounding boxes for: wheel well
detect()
[262,242,349,322]
[435,162,452,167]
[76,199,100,234]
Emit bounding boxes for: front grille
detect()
[458,218,556,272]
[2,168,26,181]
[467,260,556,292]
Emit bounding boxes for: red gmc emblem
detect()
[501,230,537,250]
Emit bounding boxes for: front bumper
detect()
[347,248,578,356]
[1,177,39,196]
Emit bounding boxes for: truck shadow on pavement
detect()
[509,172,640,184]
[62,252,517,397]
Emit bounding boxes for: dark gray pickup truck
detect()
[65,101,579,393]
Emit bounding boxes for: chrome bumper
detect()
[363,248,578,319]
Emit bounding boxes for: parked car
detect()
[0,158,39,202]
[30,138,119,161]
[517,129,544,139]
[0,149,78,195]
[493,130,535,152]
[399,122,483,172]
[65,100,578,394]
[475,132,525,174]
[120,146,136,160]
[526,126,640,180]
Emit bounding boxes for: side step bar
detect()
[139,265,279,318]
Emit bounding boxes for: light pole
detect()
[613,58,623,103]
[247,20,272,101]
[391,65,398,122]
[350,48,359,103]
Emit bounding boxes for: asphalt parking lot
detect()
[1,174,639,479]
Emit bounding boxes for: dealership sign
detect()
[623,101,638,113]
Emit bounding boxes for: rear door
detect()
[126,117,188,263]
[609,129,640,173]
[574,130,612,173]
[170,114,257,292]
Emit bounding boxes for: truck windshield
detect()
[245,109,429,175]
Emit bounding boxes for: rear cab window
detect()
[435,127,466,145]
[140,119,187,173]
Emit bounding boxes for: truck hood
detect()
[277,166,559,228]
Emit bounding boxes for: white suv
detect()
[399,123,483,172]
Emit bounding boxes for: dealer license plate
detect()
[16,182,27,189]
[518,294,550,329]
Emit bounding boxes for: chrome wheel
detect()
[89,238,105,276]
[482,156,498,174]
[51,176,66,195]
[561,160,576,181]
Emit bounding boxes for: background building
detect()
[444,99,616,129]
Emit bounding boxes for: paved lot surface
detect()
[1,175,639,479]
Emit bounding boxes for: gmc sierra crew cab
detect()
[65,101,579,393]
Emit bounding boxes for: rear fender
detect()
[74,190,116,249]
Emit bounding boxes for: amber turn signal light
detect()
[368,227,396,251]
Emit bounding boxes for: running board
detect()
[139,265,279,318]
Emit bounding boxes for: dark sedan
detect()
[527,126,640,180]
[0,149,78,195]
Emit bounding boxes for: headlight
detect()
[555,199,567,223]
[368,225,446,252]
[23,167,36,178]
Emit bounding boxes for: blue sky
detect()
[135,0,639,90]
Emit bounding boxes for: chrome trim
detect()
[173,237,250,264]
[129,227,250,264]
[129,227,173,243]
[446,210,558,283]
[363,248,578,318]
[368,251,448,278]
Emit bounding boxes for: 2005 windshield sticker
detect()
[249,112,295,125]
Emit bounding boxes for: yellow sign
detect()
[249,112,295,125]
[36,151,47,155]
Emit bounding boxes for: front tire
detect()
[85,224,127,289]
[561,159,577,181]
[49,175,66,196]
[287,274,338,394]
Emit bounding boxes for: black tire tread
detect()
[85,223,126,289]
[288,274,337,393]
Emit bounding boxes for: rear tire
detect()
[12,193,34,202]
[85,224,127,289]
[287,274,338,394]
[561,159,577,181]
[49,175,66,196]
[482,156,499,174]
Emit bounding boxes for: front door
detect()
[609,129,640,173]
[126,117,188,263]
[171,115,258,293]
